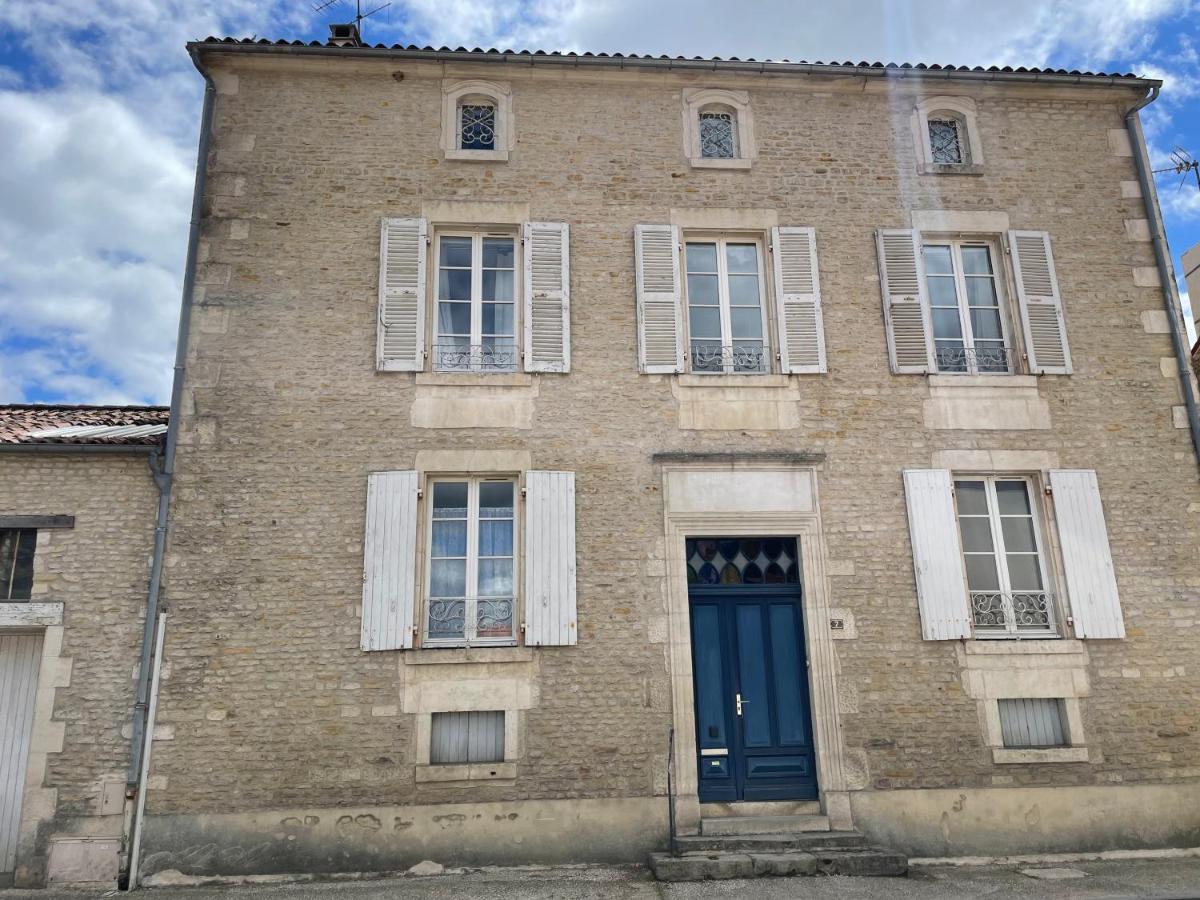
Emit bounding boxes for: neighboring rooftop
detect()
[190,38,1156,87]
[0,405,168,446]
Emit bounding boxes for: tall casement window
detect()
[927,115,967,165]
[953,477,1054,637]
[684,238,769,373]
[435,233,518,372]
[924,241,1011,374]
[699,107,737,159]
[459,102,496,151]
[0,529,36,601]
[426,477,517,647]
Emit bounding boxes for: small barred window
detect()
[459,103,497,151]
[699,111,736,159]
[928,117,964,164]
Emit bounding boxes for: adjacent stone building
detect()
[5,29,1200,887]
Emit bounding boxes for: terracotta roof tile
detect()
[0,405,169,445]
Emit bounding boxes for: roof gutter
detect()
[187,42,1160,90]
[0,443,160,454]
[120,43,216,890]
[1124,85,1200,472]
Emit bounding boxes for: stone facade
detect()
[0,452,157,886]
[131,42,1200,876]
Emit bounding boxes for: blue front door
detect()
[687,537,817,802]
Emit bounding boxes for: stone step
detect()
[675,830,867,853]
[700,800,822,818]
[701,814,830,836]
[648,846,908,881]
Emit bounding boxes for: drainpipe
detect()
[1125,85,1200,469]
[121,47,216,887]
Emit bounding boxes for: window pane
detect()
[995,481,1032,516]
[481,338,517,370]
[431,558,467,597]
[437,301,471,336]
[433,482,468,517]
[964,554,1000,591]
[688,306,722,339]
[686,274,719,304]
[954,480,988,515]
[923,245,953,274]
[927,276,959,307]
[969,307,1003,340]
[958,517,994,553]
[1001,517,1038,553]
[438,268,471,302]
[732,340,766,372]
[479,482,514,517]
[0,530,16,599]
[482,302,514,337]
[460,104,496,150]
[482,270,514,303]
[730,307,762,339]
[477,599,514,639]
[431,520,467,557]
[439,237,471,268]
[12,531,36,600]
[479,520,513,557]
[481,238,514,269]
[728,275,761,306]
[1005,554,1044,591]
[478,558,514,596]
[428,600,466,640]
[686,243,718,273]
[690,341,723,372]
[965,277,998,308]
[932,307,964,340]
[928,119,963,164]
[725,244,758,274]
[960,246,993,275]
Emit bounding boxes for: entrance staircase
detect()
[649,802,908,881]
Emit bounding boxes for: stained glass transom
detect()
[460,103,497,150]
[699,111,736,159]
[686,537,800,586]
[928,117,964,165]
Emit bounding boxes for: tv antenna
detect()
[1153,146,1200,193]
[313,0,392,41]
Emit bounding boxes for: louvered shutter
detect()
[1010,231,1072,374]
[877,229,935,374]
[524,471,577,646]
[377,218,427,372]
[903,469,973,640]
[634,224,684,373]
[523,221,570,372]
[361,470,419,650]
[1049,470,1124,639]
[771,226,827,373]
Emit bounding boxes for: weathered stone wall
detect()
[151,51,1200,863]
[0,452,156,883]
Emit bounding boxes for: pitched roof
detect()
[0,405,169,446]
[189,38,1157,87]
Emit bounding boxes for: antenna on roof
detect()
[313,0,391,45]
[1153,146,1200,193]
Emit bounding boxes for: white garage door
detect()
[0,634,42,879]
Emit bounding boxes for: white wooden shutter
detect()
[377,217,427,372]
[361,470,419,650]
[1010,230,1072,374]
[1049,470,1124,639]
[634,224,684,373]
[524,470,577,646]
[877,229,935,374]
[523,221,570,373]
[771,226,826,373]
[903,469,973,640]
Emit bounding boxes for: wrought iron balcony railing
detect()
[971,590,1056,637]
[935,345,1016,374]
[688,342,769,374]
[426,596,515,644]
[433,343,518,372]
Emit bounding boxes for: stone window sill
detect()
[414,762,517,783]
[415,372,533,387]
[928,374,1038,389]
[918,163,986,176]
[965,638,1083,656]
[403,646,534,666]
[992,747,1089,764]
[445,148,509,162]
[677,374,791,388]
[0,601,64,627]
[687,156,752,170]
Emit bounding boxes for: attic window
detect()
[441,80,512,162]
[699,109,737,159]
[928,117,965,164]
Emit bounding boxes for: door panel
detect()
[769,602,808,747]
[734,604,772,748]
[0,633,42,879]
[689,601,738,800]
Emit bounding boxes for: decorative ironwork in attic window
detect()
[928,117,965,164]
[699,111,736,159]
[459,104,497,151]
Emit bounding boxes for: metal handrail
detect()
[666,726,678,857]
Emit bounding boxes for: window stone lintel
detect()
[0,601,64,627]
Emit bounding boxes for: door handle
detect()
[736,693,747,717]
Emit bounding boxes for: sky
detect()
[0,0,1199,404]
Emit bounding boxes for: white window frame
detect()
[431,229,521,373]
[680,233,772,375]
[423,475,519,648]
[912,95,984,173]
[923,238,1017,375]
[441,79,513,162]
[682,88,756,169]
[953,474,1058,639]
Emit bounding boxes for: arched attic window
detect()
[699,105,738,159]
[913,96,984,173]
[441,80,513,162]
[683,88,756,169]
[927,112,969,165]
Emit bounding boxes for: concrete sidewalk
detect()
[7,856,1200,899]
